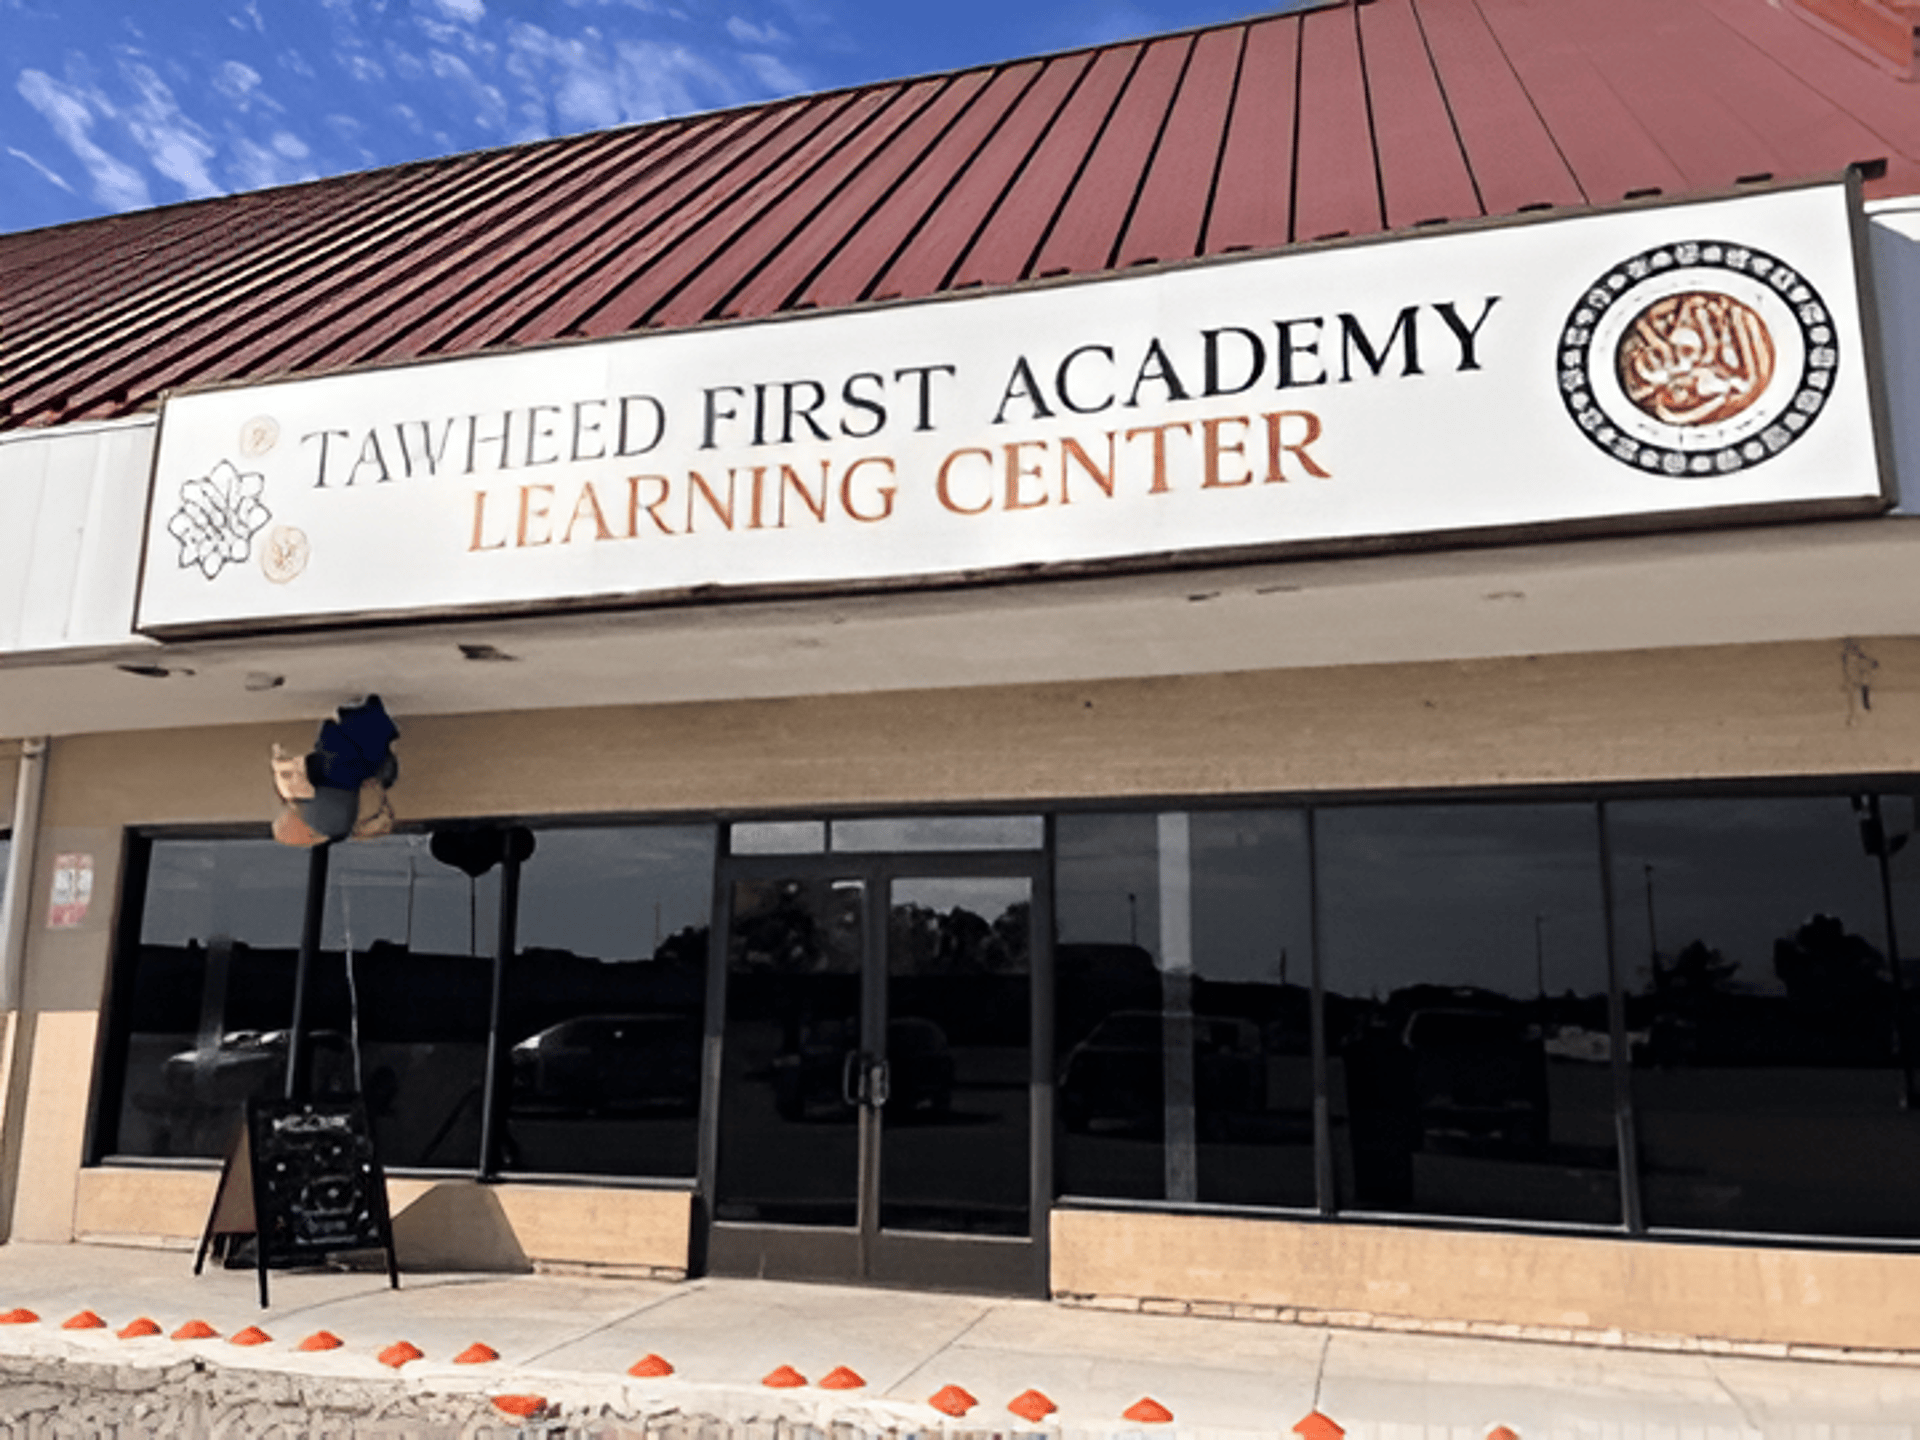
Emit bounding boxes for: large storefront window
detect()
[102,837,322,1159]
[322,835,497,1170]
[98,823,714,1180]
[1609,796,1920,1238]
[502,825,713,1178]
[1052,792,1920,1242]
[1317,804,1619,1225]
[1056,811,1316,1209]
[94,792,1920,1248]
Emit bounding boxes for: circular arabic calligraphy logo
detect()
[1557,241,1837,475]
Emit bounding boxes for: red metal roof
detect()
[2,0,1917,434]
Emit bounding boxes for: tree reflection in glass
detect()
[1612,796,1920,1237]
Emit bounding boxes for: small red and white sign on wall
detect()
[47,853,92,929]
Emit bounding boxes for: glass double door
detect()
[708,854,1046,1293]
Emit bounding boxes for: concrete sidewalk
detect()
[0,1242,1913,1437]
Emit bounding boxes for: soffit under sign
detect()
[134,180,1891,640]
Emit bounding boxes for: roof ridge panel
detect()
[2,149,529,418]
[0,169,423,415]
[0,176,378,361]
[6,140,600,422]
[866,51,1097,301]
[1359,0,1483,229]
[1688,0,1920,188]
[0,104,715,250]
[707,68,1000,322]
[290,114,745,368]
[1696,0,1920,146]
[1469,0,1690,203]
[1031,33,1197,277]
[114,127,660,401]
[1292,3,1384,243]
[648,75,961,327]
[1204,17,1305,255]
[796,60,1048,312]
[950,43,1145,289]
[172,124,667,383]
[0,193,298,317]
[0,157,465,389]
[1535,0,1784,192]
[426,105,798,353]
[1115,27,1246,268]
[1408,0,1584,215]
[509,90,874,342]
[575,86,912,334]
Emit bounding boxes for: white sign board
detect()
[138,181,1887,635]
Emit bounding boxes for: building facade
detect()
[6,0,1920,1351]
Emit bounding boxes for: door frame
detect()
[698,845,1053,1295]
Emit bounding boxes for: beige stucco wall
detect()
[71,1168,690,1275]
[9,636,1920,1315]
[1052,1207,1920,1352]
[20,639,1920,842]
[9,1012,97,1243]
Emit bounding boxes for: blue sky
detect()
[2,0,1267,236]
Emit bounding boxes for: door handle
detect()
[841,1050,863,1108]
[868,1057,891,1108]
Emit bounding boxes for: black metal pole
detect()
[1596,804,1643,1234]
[1864,795,1915,1109]
[1307,809,1333,1217]
[476,831,524,1179]
[284,843,331,1102]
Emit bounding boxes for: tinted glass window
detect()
[502,825,714,1178]
[882,875,1032,1235]
[107,837,320,1159]
[1610,795,1920,1237]
[717,874,864,1226]
[834,816,1044,852]
[1056,810,1315,1209]
[323,834,497,1170]
[731,821,826,855]
[1317,804,1618,1224]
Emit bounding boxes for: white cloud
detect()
[16,68,152,210]
[6,144,74,194]
[227,132,316,191]
[323,110,379,163]
[611,38,738,121]
[428,47,508,131]
[388,45,428,81]
[212,59,270,110]
[117,59,221,199]
[1063,3,1159,48]
[341,51,387,83]
[726,16,786,45]
[504,22,619,133]
[229,0,265,33]
[739,51,806,93]
[415,14,491,50]
[428,0,485,21]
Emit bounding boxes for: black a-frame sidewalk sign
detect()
[194,1096,399,1309]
